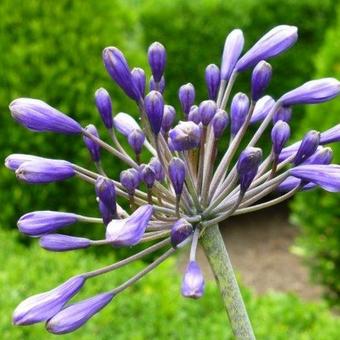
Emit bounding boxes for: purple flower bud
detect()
[127,129,145,155]
[251,61,272,101]
[237,147,263,192]
[131,67,146,98]
[179,83,195,115]
[170,219,193,248]
[235,25,298,72]
[294,130,320,165]
[271,120,290,155]
[95,177,116,212]
[39,234,91,252]
[144,91,164,135]
[187,105,201,124]
[149,157,165,182]
[168,157,186,196]
[13,276,85,325]
[230,92,249,136]
[46,292,114,334]
[148,42,166,82]
[250,95,275,124]
[278,177,315,192]
[5,154,44,171]
[10,98,82,134]
[120,168,141,195]
[106,204,153,246]
[205,64,221,100]
[16,160,75,184]
[161,105,176,132]
[113,112,141,137]
[98,200,115,226]
[212,109,229,139]
[181,261,205,299]
[17,211,78,237]
[221,29,244,81]
[290,165,340,192]
[168,121,201,151]
[198,100,217,126]
[95,88,113,129]
[320,124,340,144]
[150,75,165,94]
[279,78,340,106]
[83,124,101,162]
[103,47,141,101]
[302,146,333,165]
[273,106,292,123]
[141,164,156,187]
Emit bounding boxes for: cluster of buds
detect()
[7,25,340,334]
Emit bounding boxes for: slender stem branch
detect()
[200,224,255,340]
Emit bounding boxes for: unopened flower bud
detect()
[95,177,116,211]
[170,218,193,248]
[188,105,201,124]
[273,106,292,123]
[141,164,156,188]
[294,130,320,165]
[113,112,141,137]
[127,129,145,155]
[181,261,205,299]
[212,109,228,139]
[5,154,44,171]
[205,64,220,100]
[144,90,164,135]
[250,95,275,124]
[230,92,249,136]
[320,124,340,144]
[161,105,176,132]
[168,121,201,151]
[237,147,262,192]
[179,83,195,115]
[120,168,141,195]
[149,157,165,182]
[303,147,333,165]
[40,234,91,252]
[150,75,165,94]
[103,47,141,101]
[251,61,272,101]
[148,42,166,82]
[98,200,115,226]
[271,120,290,156]
[83,124,101,162]
[199,100,217,126]
[95,88,113,129]
[10,98,82,134]
[131,67,146,98]
[168,157,186,196]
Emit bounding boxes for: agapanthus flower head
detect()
[230,92,249,136]
[148,42,166,82]
[144,90,164,135]
[95,88,113,129]
[251,60,272,101]
[168,121,201,151]
[179,83,195,115]
[161,105,176,132]
[83,124,101,162]
[181,261,205,299]
[205,64,221,100]
[131,67,146,98]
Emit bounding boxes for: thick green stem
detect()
[200,224,255,340]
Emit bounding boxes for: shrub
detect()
[291,6,340,304]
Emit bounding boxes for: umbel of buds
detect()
[7,24,340,337]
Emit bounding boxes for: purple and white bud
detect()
[39,234,91,252]
[170,218,193,248]
[212,109,229,139]
[271,120,290,156]
[221,29,244,81]
[95,177,116,212]
[106,204,153,246]
[102,47,141,101]
[250,95,275,124]
[120,168,141,195]
[179,83,195,115]
[148,42,166,82]
[187,105,201,124]
[95,88,113,129]
[205,64,221,100]
[46,292,114,334]
[198,100,217,126]
[279,78,340,106]
[294,130,320,165]
[113,112,141,137]
[131,67,146,98]
[17,211,78,237]
[150,75,165,94]
[141,164,156,188]
[168,121,201,151]
[10,98,82,134]
[168,157,186,196]
[181,261,205,299]
[320,124,340,144]
[161,105,176,132]
[237,147,263,192]
[144,91,164,135]
[303,147,333,165]
[13,276,85,325]
[83,124,101,162]
[127,129,145,155]
[5,154,44,171]
[273,106,292,123]
[251,61,272,101]
[149,157,165,182]
[230,92,250,136]
[16,160,75,184]
[235,25,298,72]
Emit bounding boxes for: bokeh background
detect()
[1,0,340,338]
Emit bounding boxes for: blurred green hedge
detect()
[0,0,143,231]
[1,227,340,339]
[291,6,340,304]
